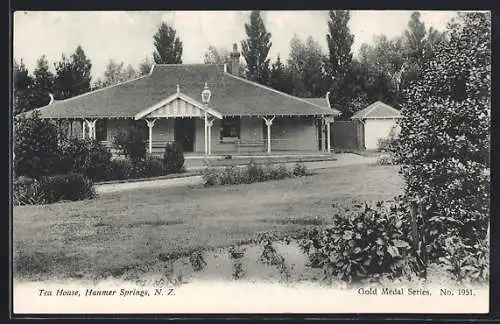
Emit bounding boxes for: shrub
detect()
[59,138,112,181]
[189,249,207,272]
[298,200,418,283]
[202,167,219,187]
[143,155,167,178]
[104,159,133,181]
[113,124,147,164]
[292,162,308,177]
[14,111,60,179]
[393,13,490,261]
[13,176,45,205]
[376,154,396,166]
[438,235,489,284]
[202,161,309,186]
[163,142,184,174]
[103,156,168,181]
[245,160,265,183]
[39,173,96,204]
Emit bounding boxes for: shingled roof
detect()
[303,98,340,115]
[32,64,339,119]
[351,101,401,120]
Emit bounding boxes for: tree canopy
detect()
[53,45,92,99]
[241,11,272,84]
[152,22,183,64]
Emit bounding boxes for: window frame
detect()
[219,117,241,142]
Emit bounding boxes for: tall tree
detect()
[325,10,355,115]
[203,45,230,65]
[404,12,427,66]
[70,45,92,96]
[32,55,55,108]
[241,11,272,84]
[152,22,183,64]
[325,10,354,85]
[287,35,328,97]
[54,45,92,99]
[269,54,293,94]
[123,64,138,80]
[103,59,125,86]
[13,59,34,115]
[138,56,153,75]
[357,35,405,107]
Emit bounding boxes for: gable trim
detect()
[134,92,223,120]
[351,101,401,120]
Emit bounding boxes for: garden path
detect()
[95,153,378,194]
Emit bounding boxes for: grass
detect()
[13,164,403,281]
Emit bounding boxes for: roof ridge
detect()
[224,72,340,115]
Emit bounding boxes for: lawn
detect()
[13,164,403,281]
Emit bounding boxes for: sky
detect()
[13,10,460,80]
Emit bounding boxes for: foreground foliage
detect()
[13,173,95,206]
[14,111,60,179]
[299,199,417,283]
[393,12,490,262]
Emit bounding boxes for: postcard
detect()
[12,10,490,315]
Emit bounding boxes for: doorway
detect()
[174,118,195,152]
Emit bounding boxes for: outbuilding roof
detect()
[351,101,401,120]
[31,64,340,119]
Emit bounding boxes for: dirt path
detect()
[95,153,378,194]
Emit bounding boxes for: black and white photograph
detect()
[11,10,490,314]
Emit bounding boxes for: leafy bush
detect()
[376,154,396,166]
[38,173,95,204]
[202,167,218,187]
[438,235,489,283]
[202,161,309,187]
[113,124,147,164]
[393,13,490,261]
[292,162,308,177]
[228,245,246,280]
[14,111,60,179]
[245,160,266,183]
[163,142,184,174]
[59,138,112,181]
[103,156,167,181]
[13,176,45,205]
[298,200,417,283]
[189,249,207,272]
[142,155,167,178]
[104,159,132,181]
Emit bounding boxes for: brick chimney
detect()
[230,43,240,76]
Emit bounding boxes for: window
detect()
[95,119,108,142]
[220,117,241,141]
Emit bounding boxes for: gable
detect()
[148,98,202,118]
[351,101,401,120]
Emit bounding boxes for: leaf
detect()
[392,239,410,248]
[387,246,399,258]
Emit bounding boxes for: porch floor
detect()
[181,151,335,160]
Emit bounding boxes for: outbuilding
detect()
[351,101,402,150]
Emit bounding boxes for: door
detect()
[174,118,195,152]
